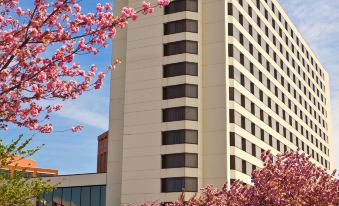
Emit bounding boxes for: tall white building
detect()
[105,0,334,205]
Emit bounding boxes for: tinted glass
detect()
[163,107,198,122]
[164,41,198,56]
[53,188,62,205]
[163,62,198,77]
[44,192,53,206]
[91,186,101,206]
[100,186,106,206]
[81,187,90,206]
[161,177,198,192]
[162,153,198,168]
[162,130,198,145]
[164,19,198,35]
[163,84,198,99]
[165,0,198,14]
[62,188,71,206]
[71,187,81,206]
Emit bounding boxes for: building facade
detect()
[107,0,333,204]
[97,131,109,173]
[1,156,58,178]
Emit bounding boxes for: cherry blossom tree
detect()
[0,0,170,133]
[135,151,339,206]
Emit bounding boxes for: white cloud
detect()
[55,93,109,130]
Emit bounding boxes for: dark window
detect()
[165,0,198,14]
[36,173,54,177]
[81,187,91,206]
[162,153,198,168]
[163,62,198,77]
[164,19,198,35]
[52,188,62,205]
[71,187,81,206]
[100,186,106,206]
[164,40,198,56]
[0,169,10,178]
[161,177,198,192]
[62,188,71,206]
[163,107,198,122]
[163,84,198,99]
[162,130,198,145]
[23,171,33,178]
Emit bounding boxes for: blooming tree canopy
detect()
[135,151,339,206]
[0,0,170,133]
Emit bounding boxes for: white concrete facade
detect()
[107,0,333,205]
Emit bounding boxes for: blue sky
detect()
[0,0,338,174]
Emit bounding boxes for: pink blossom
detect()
[0,0,168,132]
[71,124,84,132]
[73,3,81,12]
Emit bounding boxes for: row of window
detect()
[162,1,199,195]
[0,169,54,178]
[229,5,327,117]
[229,44,328,143]
[230,132,266,159]
[229,96,329,169]
[257,0,325,82]
[230,109,330,169]
[230,85,329,156]
[37,186,106,206]
[229,15,326,113]
[236,0,325,89]
[230,155,257,176]
[233,2,326,108]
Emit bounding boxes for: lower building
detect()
[1,156,58,178]
[36,173,106,206]
[97,131,108,173]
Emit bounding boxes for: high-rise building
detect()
[107,0,333,204]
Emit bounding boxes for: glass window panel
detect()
[81,187,91,206]
[53,188,62,205]
[100,186,106,206]
[45,192,53,206]
[62,188,71,206]
[163,62,198,78]
[71,187,81,206]
[91,186,101,206]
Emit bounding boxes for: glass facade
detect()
[37,185,106,206]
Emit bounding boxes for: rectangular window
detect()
[164,40,198,56]
[161,177,198,192]
[163,84,198,99]
[165,0,198,14]
[162,153,198,168]
[163,62,198,78]
[162,130,198,145]
[164,19,198,35]
[163,107,198,122]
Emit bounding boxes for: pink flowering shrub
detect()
[0,0,170,133]
[136,151,339,206]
